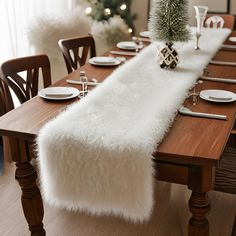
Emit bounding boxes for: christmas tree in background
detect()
[149,0,190,44]
[86,0,136,33]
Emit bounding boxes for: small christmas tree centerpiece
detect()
[149,0,191,69]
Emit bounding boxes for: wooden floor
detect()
[1,162,236,236]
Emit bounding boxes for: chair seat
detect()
[214,147,236,194]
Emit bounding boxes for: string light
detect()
[128,28,133,33]
[120,4,127,11]
[104,8,111,16]
[85,7,92,15]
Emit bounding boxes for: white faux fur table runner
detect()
[38,28,230,222]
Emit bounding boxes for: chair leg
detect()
[3,136,13,162]
[232,214,236,236]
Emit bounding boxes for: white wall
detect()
[78,0,150,34]
[131,0,149,33]
[232,0,236,14]
[131,0,236,34]
[77,1,236,34]
[188,0,236,24]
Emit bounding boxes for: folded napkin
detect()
[44,87,73,97]
[119,41,137,49]
[93,57,116,65]
[110,50,137,56]
[37,27,231,222]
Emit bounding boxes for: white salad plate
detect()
[116,41,143,50]
[38,87,80,100]
[200,89,236,103]
[89,57,121,66]
[139,31,151,38]
[229,37,236,43]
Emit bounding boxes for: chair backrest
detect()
[205,14,235,30]
[0,77,20,162]
[0,55,51,162]
[58,35,96,74]
[0,54,51,104]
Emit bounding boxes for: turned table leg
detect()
[13,139,45,235]
[232,214,236,236]
[15,162,45,236]
[188,191,210,236]
[188,165,213,236]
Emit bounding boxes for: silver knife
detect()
[179,107,227,120]
[210,60,236,67]
[137,37,152,43]
[222,44,236,49]
[66,80,100,86]
[109,51,137,56]
[200,76,236,84]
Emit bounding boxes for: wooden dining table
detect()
[0,32,236,236]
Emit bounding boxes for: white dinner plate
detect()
[200,89,236,103]
[38,87,80,100]
[139,31,151,38]
[116,41,143,50]
[229,37,236,43]
[89,57,121,66]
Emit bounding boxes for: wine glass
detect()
[132,36,143,53]
[194,5,208,50]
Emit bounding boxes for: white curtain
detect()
[0,0,78,63]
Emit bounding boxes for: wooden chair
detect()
[209,16,236,223]
[0,54,52,162]
[1,54,51,104]
[205,14,235,30]
[58,35,96,74]
[0,78,12,116]
[214,147,236,195]
[232,216,236,236]
[214,144,236,236]
[0,78,20,163]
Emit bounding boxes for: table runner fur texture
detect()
[37,28,230,222]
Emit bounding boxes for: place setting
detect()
[139,30,151,38]
[38,85,93,101]
[138,30,152,43]
[110,38,144,56]
[179,83,236,120]
[116,41,144,51]
[222,35,236,49]
[38,71,101,101]
[38,86,80,101]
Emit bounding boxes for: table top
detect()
[0,33,236,166]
